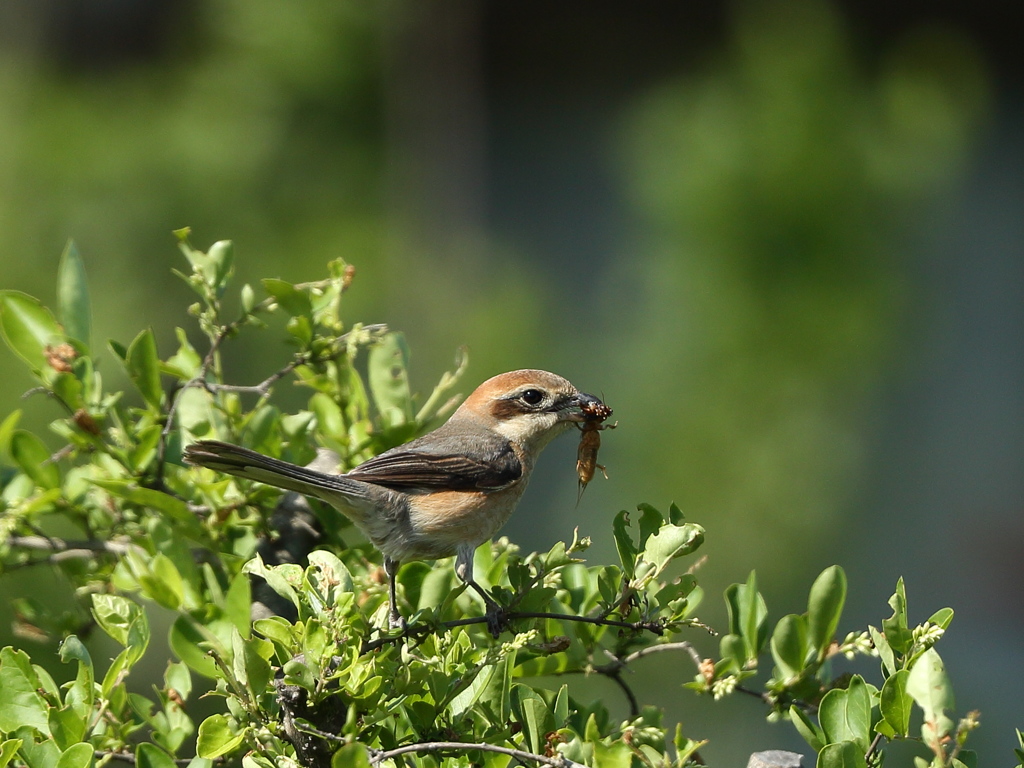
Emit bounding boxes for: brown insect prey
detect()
[576,401,615,502]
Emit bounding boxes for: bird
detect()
[183,369,607,630]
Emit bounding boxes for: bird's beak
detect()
[561,391,608,422]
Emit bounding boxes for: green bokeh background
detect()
[1,0,1021,762]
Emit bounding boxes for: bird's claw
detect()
[484,605,509,638]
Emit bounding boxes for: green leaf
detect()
[819,675,872,752]
[636,503,664,549]
[597,565,621,605]
[141,554,185,610]
[57,240,91,348]
[510,684,552,755]
[58,636,94,718]
[906,648,954,743]
[0,740,24,768]
[10,430,60,489]
[311,392,345,446]
[286,315,312,346]
[262,279,312,318]
[331,744,372,768]
[196,714,245,759]
[368,332,413,428]
[668,502,686,525]
[0,409,21,462]
[100,648,132,699]
[633,522,704,588]
[169,616,220,679]
[771,613,808,680]
[816,741,868,768]
[206,240,234,291]
[450,652,515,723]
[612,511,638,578]
[243,556,301,612]
[126,329,163,407]
[12,726,59,768]
[49,705,86,751]
[718,633,746,670]
[868,625,895,677]
[307,550,355,600]
[882,578,912,654]
[419,565,456,611]
[592,741,632,768]
[808,565,847,657]
[928,607,954,631]
[724,572,768,662]
[163,328,202,379]
[54,743,93,768]
[553,684,570,726]
[92,480,201,538]
[0,648,50,735]
[224,572,253,638]
[91,594,142,647]
[165,661,192,702]
[0,290,63,372]
[790,705,825,752]
[231,628,272,696]
[137,743,178,768]
[880,669,912,737]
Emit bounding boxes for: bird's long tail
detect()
[183,440,371,501]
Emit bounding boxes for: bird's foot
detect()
[484,605,509,638]
[388,610,407,633]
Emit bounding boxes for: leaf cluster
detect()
[0,236,1008,768]
[689,567,978,768]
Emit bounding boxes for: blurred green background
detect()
[1,0,1021,762]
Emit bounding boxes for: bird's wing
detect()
[346,441,522,491]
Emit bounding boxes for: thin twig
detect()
[503,611,665,635]
[735,684,773,705]
[864,732,885,765]
[621,641,702,667]
[606,670,640,718]
[589,643,701,718]
[361,609,666,654]
[6,536,137,557]
[368,740,585,768]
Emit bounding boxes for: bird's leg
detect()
[383,556,405,630]
[455,544,506,636]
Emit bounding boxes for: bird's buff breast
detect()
[396,484,528,561]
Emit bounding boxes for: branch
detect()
[864,732,885,765]
[605,670,640,718]
[362,610,666,654]
[96,751,222,766]
[589,642,702,719]
[479,611,665,636]
[735,684,774,705]
[157,323,388,484]
[5,535,137,561]
[622,641,703,667]
[368,740,585,768]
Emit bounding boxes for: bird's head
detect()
[459,369,606,451]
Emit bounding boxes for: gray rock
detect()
[747,750,803,768]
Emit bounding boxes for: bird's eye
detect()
[520,389,545,406]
